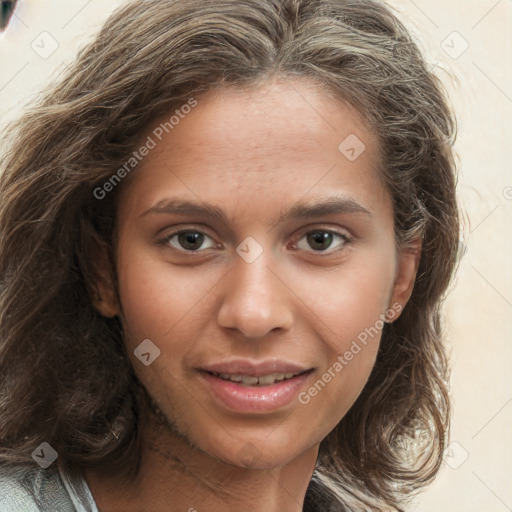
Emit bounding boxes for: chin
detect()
[209,444,303,471]
[194,427,320,472]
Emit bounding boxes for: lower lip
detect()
[199,371,312,413]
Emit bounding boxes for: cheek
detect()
[295,255,394,408]
[115,248,211,349]
[304,254,395,341]
[115,258,204,412]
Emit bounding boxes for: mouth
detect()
[198,361,314,413]
[206,370,311,387]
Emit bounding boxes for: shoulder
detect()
[0,465,75,512]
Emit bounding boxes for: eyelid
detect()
[301,223,352,236]
[291,222,353,241]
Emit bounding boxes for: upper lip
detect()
[201,359,312,376]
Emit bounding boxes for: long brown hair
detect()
[0,0,459,509]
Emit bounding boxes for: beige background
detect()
[1,1,511,510]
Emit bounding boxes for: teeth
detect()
[241,375,259,386]
[212,371,302,386]
[258,374,278,386]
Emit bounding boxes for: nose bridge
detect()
[216,241,294,338]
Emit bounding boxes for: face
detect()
[97,78,419,470]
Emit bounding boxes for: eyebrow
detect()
[141,196,372,223]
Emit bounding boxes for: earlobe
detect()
[387,239,422,322]
[89,246,120,319]
[91,289,120,318]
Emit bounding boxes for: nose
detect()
[216,248,294,339]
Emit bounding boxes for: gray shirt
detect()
[0,463,98,512]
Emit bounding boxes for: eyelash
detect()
[156,226,353,255]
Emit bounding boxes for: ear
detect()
[387,238,422,322]
[89,244,120,319]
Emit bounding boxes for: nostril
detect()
[1,0,18,32]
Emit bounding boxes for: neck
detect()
[85,413,319,512]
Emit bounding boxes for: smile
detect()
[208,371,306,387]
[199,365,314,413]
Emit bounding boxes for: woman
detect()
[0,0,459,510]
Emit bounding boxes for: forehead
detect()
[148,78,378,162]
[119,77,388,219]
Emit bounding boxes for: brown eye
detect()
[296,230,350,253]
[163,230,216,252]
[307,231,334,251]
